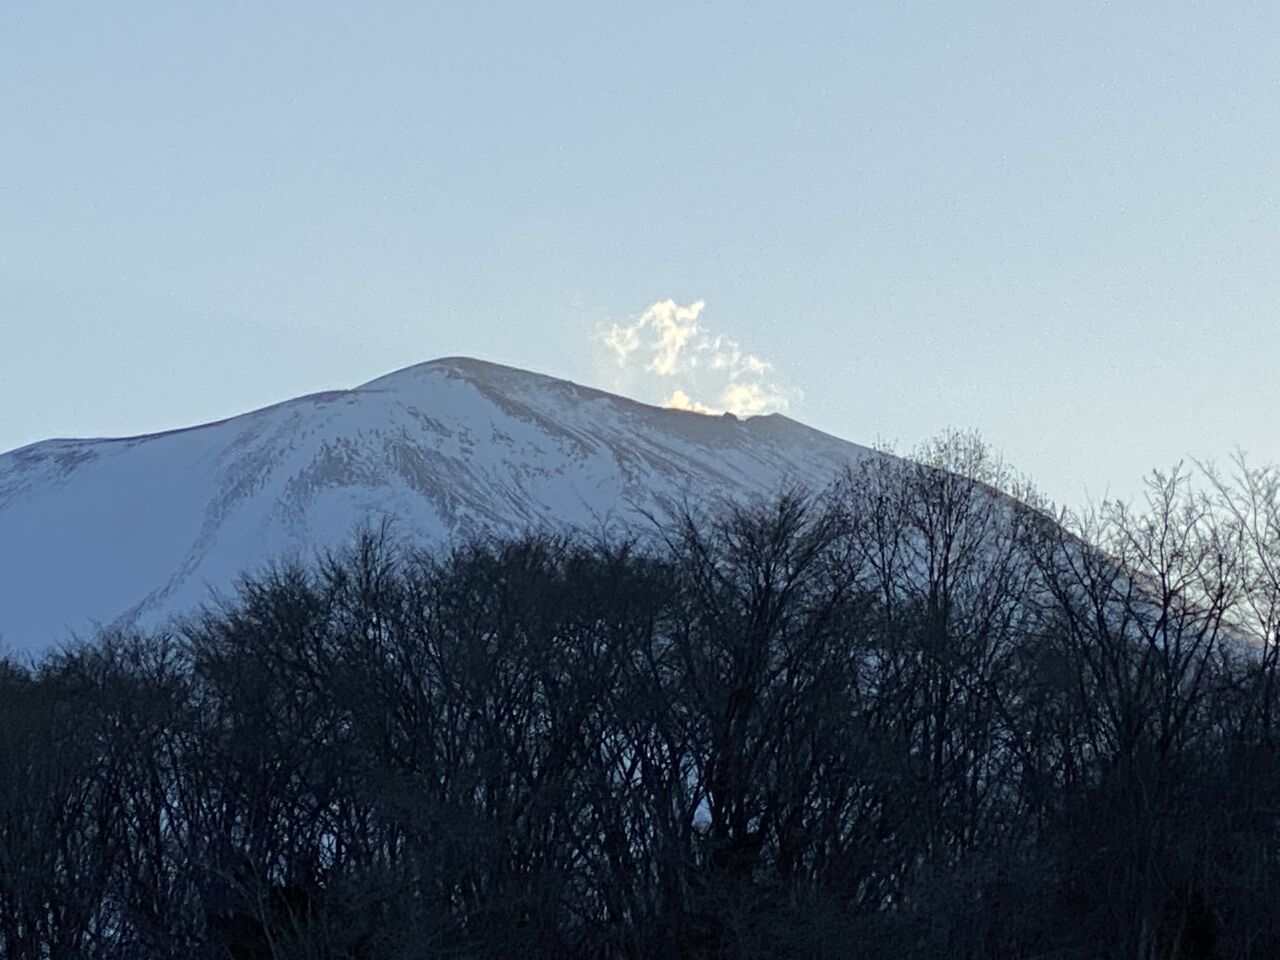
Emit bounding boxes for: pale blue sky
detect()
[3,2,1277,506]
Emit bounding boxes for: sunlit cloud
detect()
[597,299,798,417]
[719,382,777,417]
[662,388,719,415]
[604,299,705,376]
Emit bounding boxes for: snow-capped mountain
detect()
[0,358,883,656]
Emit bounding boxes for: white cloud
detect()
[602,323,640,365]
[647,299,704,375]
[719,382,779,417]
[596,298,797,418]
[603,299,706,375]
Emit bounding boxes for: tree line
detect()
[2,434,1279,959]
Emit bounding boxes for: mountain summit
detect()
[0,358,879,654]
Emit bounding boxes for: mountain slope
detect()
[0,358,880,655]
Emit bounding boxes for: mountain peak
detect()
[360,355,673,411]
[357,355,529,388]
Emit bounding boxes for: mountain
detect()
[0,358,882,656]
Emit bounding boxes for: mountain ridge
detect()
[0,357,879,655]
[5,356,813,452]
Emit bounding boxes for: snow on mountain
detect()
[0,357,880,657]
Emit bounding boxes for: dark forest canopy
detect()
[2,435,1279,959]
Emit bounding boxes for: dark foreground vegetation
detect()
[3,436,1279,959]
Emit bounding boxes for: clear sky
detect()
[3,2,1277,508]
